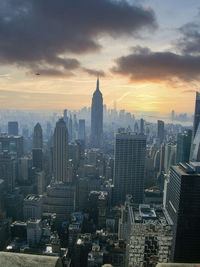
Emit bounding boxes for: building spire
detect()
[96,75,99,91]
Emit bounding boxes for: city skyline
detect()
[0,0,199,112]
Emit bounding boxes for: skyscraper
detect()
[176,130,192,164]
[91,77,103,148]
[53,118,68,182]
[33,123,43,149]
[140,118,144,134]
[193,91,200,138]
[78,119,85,142]
[190,91,200,161]
[113,132,146,205]
[157,120,165,143]
[8,121,18,136]
[165,163,200,263]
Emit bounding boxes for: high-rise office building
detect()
[193,91,200,138]
[91,77,103,148]
[113,132,146,205]
[191,92,200,161]
[8,121,18,136]
[176,130,192,164]
[0,151,16,192]
[157,120,165,143]
[32,148,43,170]
[164,143,176,174]
[140,118,144,134]
[33,123,43,149]
[78,119,85,142]
[165,163,200,263]
[53,118,68,182]
[0,136,23,157]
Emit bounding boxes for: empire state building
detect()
[91,77,103,148]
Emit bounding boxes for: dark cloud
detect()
[0,0,156,74]
[111,46,200,83]
[176,22,200,55]
[83,68,106,77]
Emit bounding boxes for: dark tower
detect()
[91,77,103,148]
[165,163,200,263]
[33,123,43,149]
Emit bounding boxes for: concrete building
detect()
[123,199,173,266]
[113,132,146,205]
[0,135,23,157]
[43,183,76,225]
[23,194,42,221]
[0,252,63,267]
[27,218,42,247]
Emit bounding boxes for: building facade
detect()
[113,132,146,205]
[165,163,200,263]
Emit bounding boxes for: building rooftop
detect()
[157,264,200,267]
[129,204,172,226]
[24,194,41,202]
[0,252,63,267]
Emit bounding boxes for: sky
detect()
[0,0,200,114]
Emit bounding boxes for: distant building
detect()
[23,194,42,221]
[53,118,68,183]
[91,77,103,148]
[193,91,200,139]
[18,156,32,183]
[78,119,85,142]
[0,151,16,192]
[8,121,18,136]
[113,132,146,205]
[32,148,43,170]
[0,136,23,157]
[176,130,192,163]
[164,143,176,174]
[165,163,200,263]
[33,123,43,149]
[140,118,144,134]
[157,120,165,143]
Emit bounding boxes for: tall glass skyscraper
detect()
[91,78,103,148]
